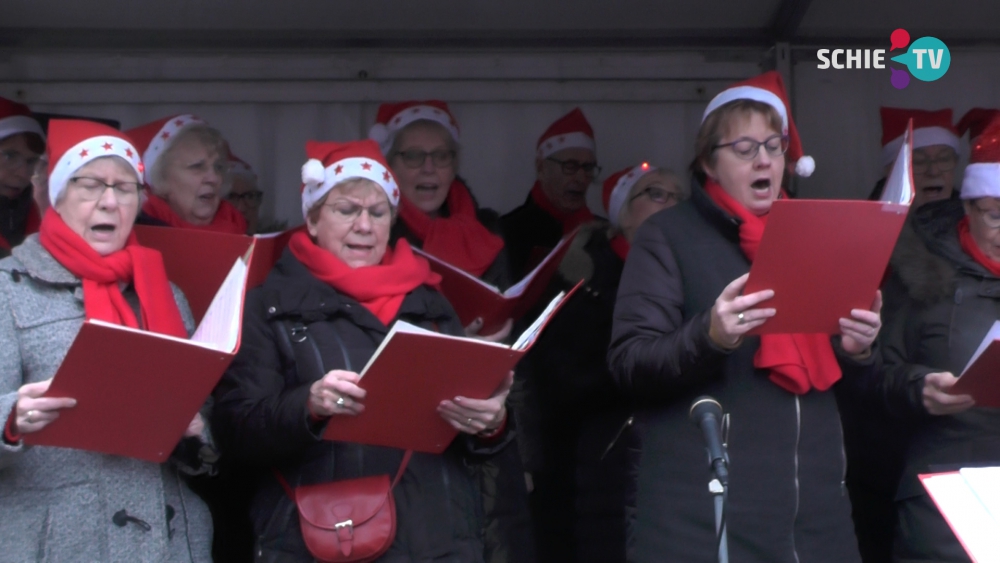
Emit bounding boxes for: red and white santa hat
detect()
[0,96,45,143]
[957,108,1000,145]
[45,119,143,204]
[880,107,959,167]
[603,162,658,226]
[368,100,460,155]
[229,153,257,179]
[301,139,399,218]
[124,114,204,184]
[960,113,1000,200]
[702,71,814,177]
[537,108,596,160]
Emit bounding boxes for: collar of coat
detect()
[3,234,80,286]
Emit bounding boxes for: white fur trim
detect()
[961,162,1000,200]
[301,158,326,187]
[882,126,960,167]
[607,165,658,227]
[0,115,45,142]
[301,157,399,218]
[702,86,788,130]
[795,155,815,177]
[369,105,459,155]
[49,135,143,204]
[142,114,203,183]
[536,131,596,159]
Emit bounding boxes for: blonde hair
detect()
[306,177,397,225]
[148,124,229,195]
[691,99,784,183]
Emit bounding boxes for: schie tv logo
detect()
[816,28,951,89]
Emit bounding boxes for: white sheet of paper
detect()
[191,253,249,353]
[881,126,914,206]
[512,290,567,351]
[922,472,1000,562]
[961,467,1000,525]
[961,320,1000,376]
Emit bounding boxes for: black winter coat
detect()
[212,249,513,563]
[608,186,880,563]
[500,192,563,279]
[878,199,1000,560]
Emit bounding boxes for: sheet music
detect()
[191,253,249,353]
[961,320,1000,376]
[961,467,1000,525]
[881,126,914,206]
[513,290,567,351]
[922,472,1000,562]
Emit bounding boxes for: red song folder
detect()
[745,121,915,334]
[414,228,578,334]
[24,249,252,463]
[952,321,1000,407]
[323,283,581,453]
[134,225,295,324]
[920,469,1000,562]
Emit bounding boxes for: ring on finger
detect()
[467,418,474,426]
[335,396,347,407]
[737,312,746,324]
[26,410,37,423]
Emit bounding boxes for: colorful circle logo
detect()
[888,29,951,89]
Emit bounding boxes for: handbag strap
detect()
[270,316,412,499]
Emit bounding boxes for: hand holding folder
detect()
[322,283,581,453]
[951,320,1000,408]
[744,121,915,334]
[24,247,253,463]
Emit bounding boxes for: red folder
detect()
[323,283,581,453]
[134,225,295,323]
[920,470,1000,562]
[952,321,1000,407]
[745,121,914,334]
[414,228,578,334]
[24,252,251,463]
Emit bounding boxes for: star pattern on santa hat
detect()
[393,116,403,125]
[174,119,185,127]
[558,135,566,143]
[411,108,420,114]
[361,162,372,170]
[161,132,170,140]
[546,142,553,150]
[125,148,133,158]
[392,187,400,200]
[334,164,344,175]
[79,149,89,158]
[382,171,390,181]
[102,142,113,151]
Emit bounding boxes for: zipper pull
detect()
[601,415,634,460]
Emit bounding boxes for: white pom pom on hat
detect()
[795,155,815,177]
[301,158,326,187]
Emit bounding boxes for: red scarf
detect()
[704,181,842,395]
[142,193,248,235]
[530,182,595,234]
[398,180,504,277]
[38,208,187,337]
[0,202,40,252]
[609,234,630,262]
[959,216,1000,277]
[288,230,441,326]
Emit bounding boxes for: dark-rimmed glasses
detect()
[713,134,789,160]
[68,176,140,203]
[546,157,602,178]
[629,184,680,206]
[323,200,393,224]
[393,149,456,169]
[227,190,263,207]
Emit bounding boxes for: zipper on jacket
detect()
[791,396,801,563]
[601,416,634,460]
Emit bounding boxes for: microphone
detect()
[689,396,729,487]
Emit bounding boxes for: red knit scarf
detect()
[288,230,441,326]
[38,208,187,337]
[398,179,504,277]
[142,193,248,235]
[609,234,630,262]
[0,201,40,252]
[959,216,1000,277]
[704,181,842,394]
[530,181,595,234]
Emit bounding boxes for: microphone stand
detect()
[709,476,729,563]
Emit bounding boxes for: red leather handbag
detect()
[275,451,412,563]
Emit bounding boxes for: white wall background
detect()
[2,47,998,226]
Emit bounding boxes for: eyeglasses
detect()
[0,149,41,172]
[912,154,957,174]
[323,201,393,224]
[629,184,680,206]
[227,190,263,206]
[393,149,456,169]
[713,134,789,160]
[973,202,1000,229]
[546,157,602,178]
[68,176,140,203]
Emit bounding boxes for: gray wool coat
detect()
[0,235,213,563]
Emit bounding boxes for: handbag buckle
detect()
[335,519,354,533]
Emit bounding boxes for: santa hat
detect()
[880,107,959,167]
[368,100,460,155]
[229,154,257,179]
[957,108,1000,143]
[702,71,814,177]
[0,96,45,143]
[960,114,1000,200]
[536,108,596,160]
[300,139,399,218]
[124,114,204,184]
[603,162,658,226]
[45,119,143,204]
